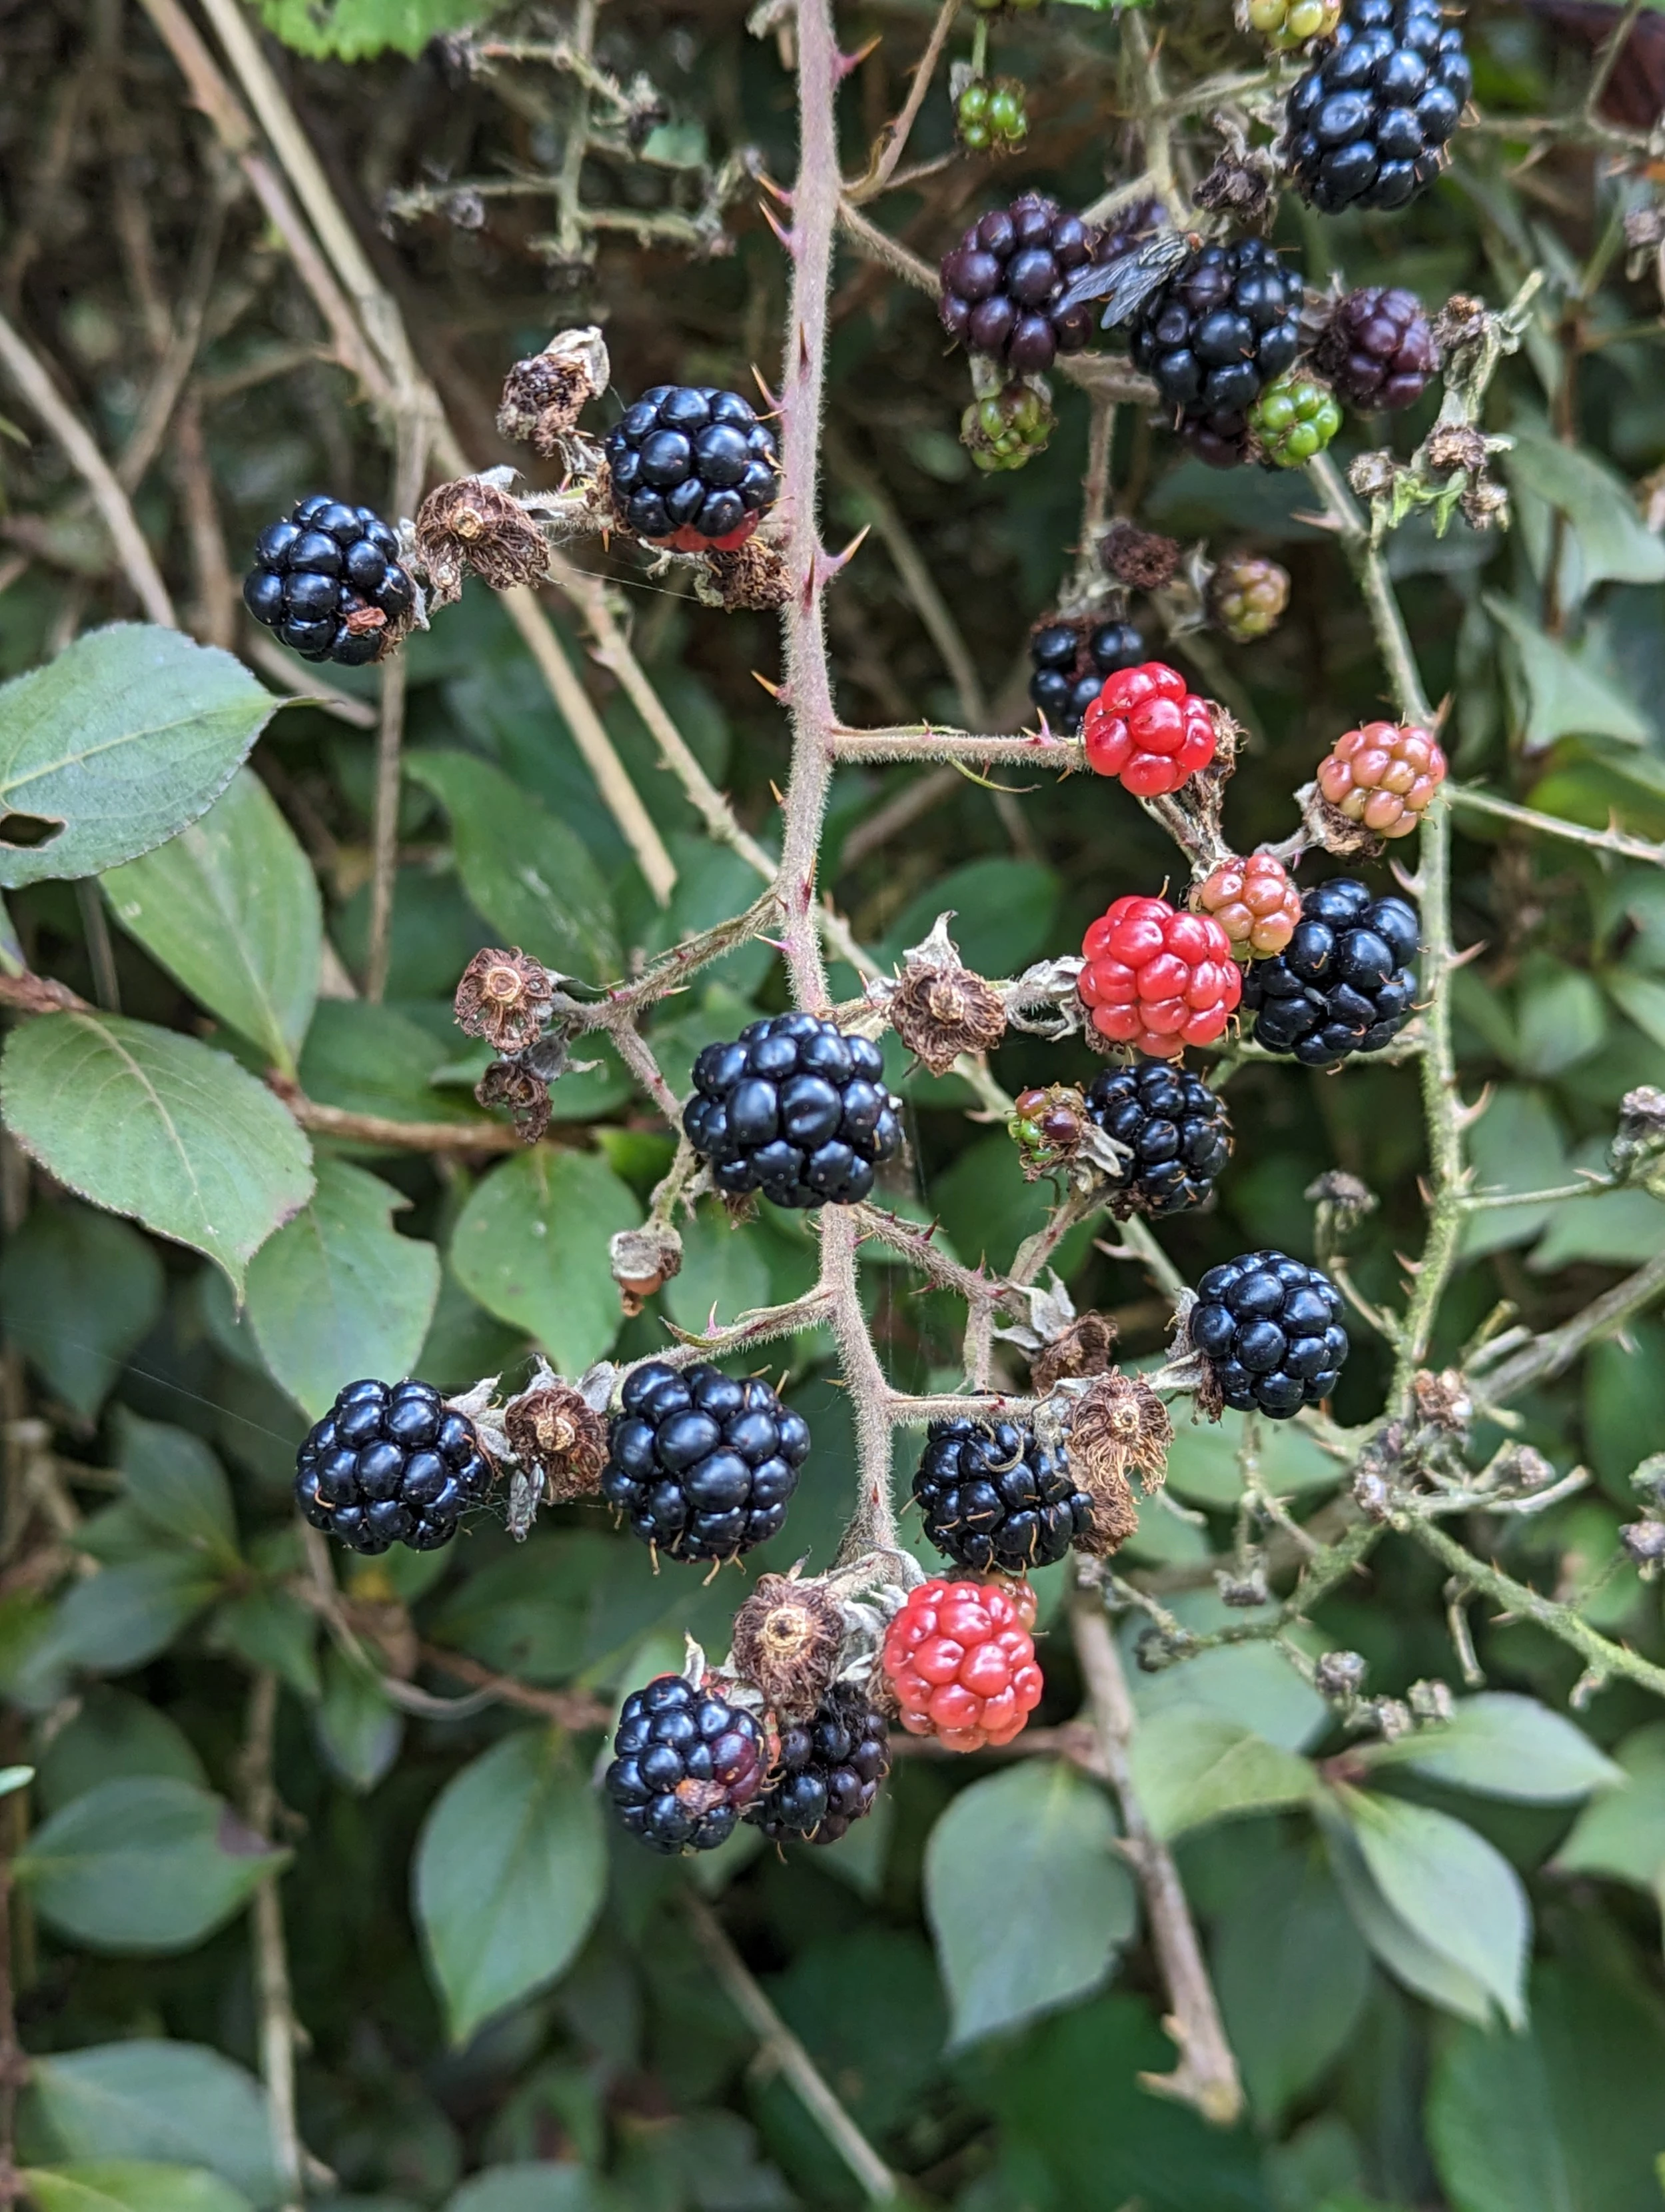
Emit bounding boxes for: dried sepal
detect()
[730,1571,846,1719]
[610,1222,684,1316]
[497,325,610,456]
[885,914,1007,1074]
[1412,1368,1472,1436]
[476,1057,552,1144]
[1069,1370,1172,1496]
[454,948,556,1055]
[504,1366,609,1503]
[1030,1312,1120,1394]
[1098,518,1182,590]
[1294,774,1385,861]
[700,536,792,611]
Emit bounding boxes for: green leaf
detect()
[407,752,619,981]
[23,1556,221,1687]
[450,1149,636,1376]
[0,1014,313,1295]
[1555,1721,1665,1897]
[15,1778,285,1952]
[1212,1846,1371,2128]
[1127,1709,1315,1840]
[1363,1693,1623,1802]
[1331,1787,1527,2027]
[23,2164,255,2212]
[298,1002,485,1130]
[245,1159,440,1421]
[923,1759,1137,2045]
[1514,960,1606,1076]
[1323,1807,1496,2025]
[663,1202,772,1334]
[445,2170,617,2212]
[1530,1187,1665,1270]
[1458,1084,1570,1258]
[101,767,320,1076]
[313,1648,403,1794]
[24,2041,284,2208]
[115,1412,239,1569]
[1486,596,1652,748]
[1506,433,1665,594]
[0,626,278,888]
[1428,1961,1665,2212]
[413,1729,607,2043]
[1164,1408,1340,1506]
[1605,968,1665,1051]
[35,1687,206,1815]
[257,0,496,59]
[879,860,1061,983]
[0,1203,164,1418]
[205,1590,320,1703]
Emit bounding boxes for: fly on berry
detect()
[1053,230,1195,330]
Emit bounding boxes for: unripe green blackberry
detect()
[957,77,1027,152]
[961,384,1054,472]
[1246,0,1343,47]
[1209,553,1290,642]
[1250,371,1343,467]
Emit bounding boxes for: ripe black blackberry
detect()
[1241,877,1419,1067]
[1286,0,1472,215]
[1313,286,1440,411]
[605,1674,768,1853]
[1027,618,1145,733]
[684,1012,903,1209]
[1084,1058,1232,1218]
[939,192,1101,375]
[1127,239,1303,471]
[294,1378,492,1553]
[1189,1251,1349,1418]
[746,1683,891,1845]
[604,386,780,552]
[243,497,415,666]
[601,1360,812,1562]
[912,1416,1093,1574]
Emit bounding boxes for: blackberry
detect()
[1085,1058,1232,1217]
[1314,286,1440,411]
[604,385,780,553]
[1208,553,1290,641]
[939,192,1101,375]
[912,1416,1093,1574]
[1027,616,1145,732]
[745,1684,890,1845]
[1241,876,1420,1066]
[1189,1250,1349,1418]
[1247,0,1343,50]
[1286,0,1472,215]
[243,496,414,666]
[605,1674,767,1853]
[1127,239,1303,471]
[601,1360,812,1562]
[294,1378,491,1553]
[684,1012,903,1209]
[961,383,1055,472]
[1249,371,1343,467]
[956,77,1027,153]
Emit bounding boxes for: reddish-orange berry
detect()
[1083,662,1217,799]
[1316,720,1447,838]
[881,1576,1045,1751]
[1078,894,1241,1058]
[1194,852,1303,958]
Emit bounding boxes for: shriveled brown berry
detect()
[1316,720,1447,838]
[496,325,610,456]
[1067,1370,1171,1555]
[456,948,556,1055]
[1099,519,1181,591]
[703,536,791,611]
[891,961,1007,1076]
[1208,553,1290,643]
[1194,852,1302,958]
[730,1574,845,1720]
[504,1379,608,1503]
[609,1222,684,1316]
[476,1057,551,1143]
[1029,1310,1119,1394]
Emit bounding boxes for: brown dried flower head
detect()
[455,948,555,1056]
[414,476,551,604]
[1430,293,1488,353]
[1029,1310,1119,1395]
[1424,423,1489,481]
[703,537,792,611]
[610,1222,684,1317]
[730,1573,845,1720]
[496,325,610,457]
[1099,519,1181,591]
[476,1058,551,1144]
[1067,1370,1171,1556]
[1193,145,1275,225]
[1412,1367,1472,1435]
[504,1379,608,1504]
[891,963,1006,1076]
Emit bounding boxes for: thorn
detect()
[1396,1250,1424,1275]
[759,201,798,254]
[798,321,812,371]
[1454,1082,1494,1130]
[752,670,784,698]
[768,778,786,806]
[758,934,792,953]
[755,167,793,205]
[1449,938,1488,970]
[751,365,782,415]
[825,522,871,572]
[836,34,881,77]
[1417,1176,1434,1206]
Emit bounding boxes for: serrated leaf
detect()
[0,1014,312,1294]
[413,1729,606,2043]
[102,767,320,1076]
[114,1412,239,1570]
[1506,433,1665,597]
[407,751,619,982]
[15,1777,286,1953]
[0,626,278,888]
[1323,1807,1496,2025]
[1486,595,1651,749]
[923,1759,1137,2045]
[1127,1709,1315,1839]
[245,1158,440,1420]
[0,1202,164,1419]
[1363,1693,1622,1802]
[23,2164,255,2212]
[24,2041,284,2208]
[449,1148,635,1376]
[257,0,494,59]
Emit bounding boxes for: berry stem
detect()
[238,1669,306,2212]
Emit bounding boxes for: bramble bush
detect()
[1,0,1665,2207]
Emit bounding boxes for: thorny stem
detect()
[847,0,961,202]
[239,1671,304,2212]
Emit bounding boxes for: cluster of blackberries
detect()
[1084,1058,1232,1217]
[600,1360,812,1562]
[243,497,414,666]
[939,192,1101,375]
[605,1675,768,1853]
[746,1685,891,1845]
[1241,877,1420,1066]
[1027,618,1145,733]
[1127,239,1304,469]
[294,1379,492,1553]
[1287,0,1472,213]
[604,385,780,552]
[684,1013,903,1209]
[1189,1251,1349,1418]
[912,1417,1093,1574]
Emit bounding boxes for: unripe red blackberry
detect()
[243,497,414,666]
[604,385,779,551]
[1315,286,1440,411]
[1083,662,1217,798]
[1316,720,1447,837]
[939,192,1100,375]
[1079,895,1243,1057]
[1208,553,1290,642]
[1195,852,1303,958]
[881,1577,1045,1751]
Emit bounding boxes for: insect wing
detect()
[1053,233,1189,327]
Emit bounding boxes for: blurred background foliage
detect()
[2,0,1665,2207]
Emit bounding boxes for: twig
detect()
[835,197,941,295]
[1445,783,1665,866]
[273,1087,522,1152]
[1479,1248,1665,1405]
[242,631,379,726]
[419,1645,612,1727]
[830,724,1082,766]
[237,1671,304,2212]
[847,0,961,202]
[0,307,175,628]
[365,421,428,1000]
[684,1892,900,2203]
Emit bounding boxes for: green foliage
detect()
[257,0,500,59]
[449,1149,636,1373]
[24,2041,285,2204]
